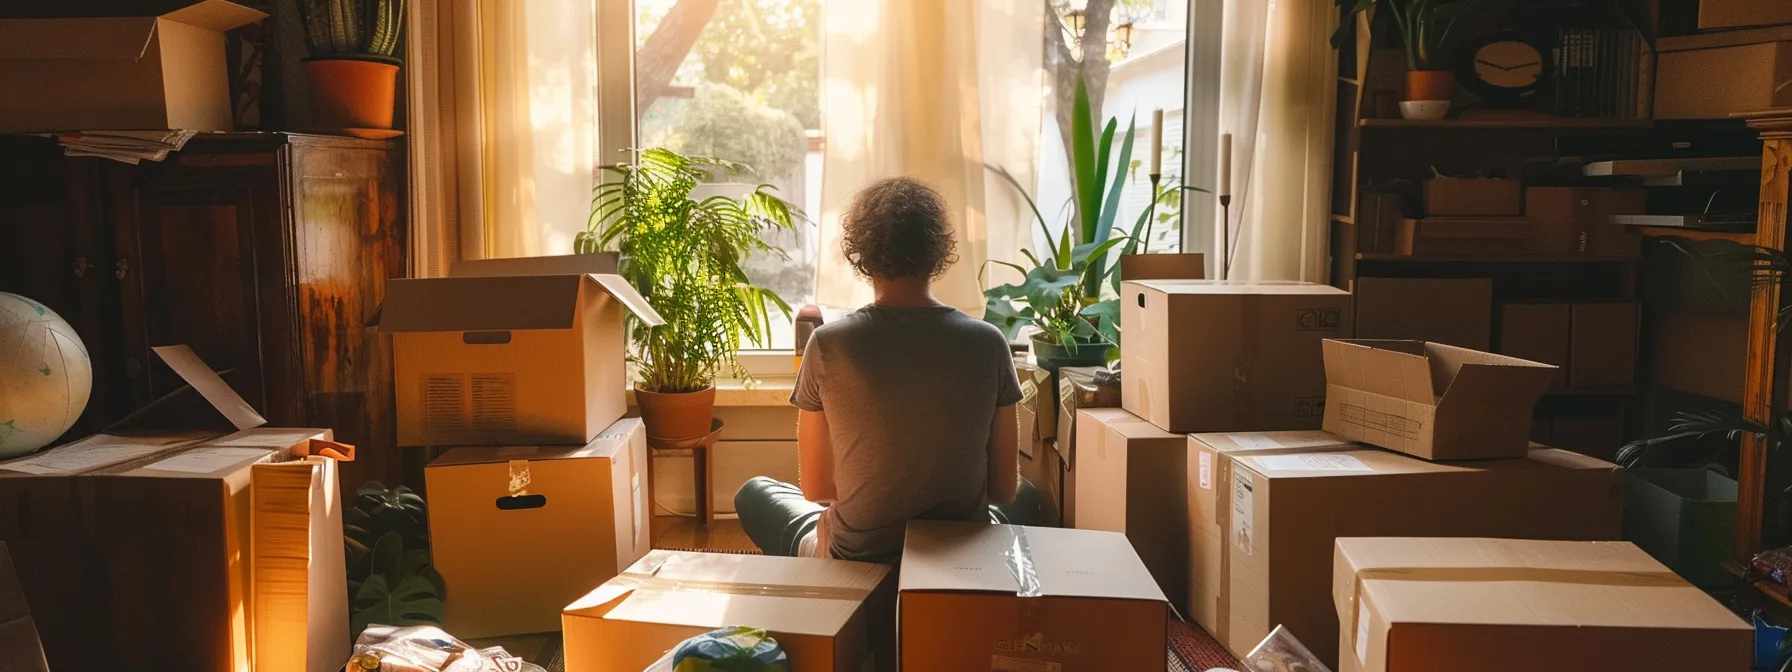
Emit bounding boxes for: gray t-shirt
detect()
[791,304,1023,563]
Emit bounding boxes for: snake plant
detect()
[298,0,406,58]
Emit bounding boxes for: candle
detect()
[1150,109,1164,176]
[1219,133,1233,198]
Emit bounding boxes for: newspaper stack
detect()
[57,130,199,164]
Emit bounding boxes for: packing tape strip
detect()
[507,460,531,497]
[1003,526,1043,598]
[604,570,875,602]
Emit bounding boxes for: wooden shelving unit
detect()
[1355,253,1639,263]
[1358,118,1653,131]
[1634,227,1757,245]
[1733,113,1792,563]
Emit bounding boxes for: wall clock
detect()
[1455,32,1553,103]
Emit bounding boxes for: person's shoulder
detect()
[940,310,1013,345]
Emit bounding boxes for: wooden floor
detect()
[651,515,757,553]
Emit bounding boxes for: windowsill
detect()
[627,377,797,408]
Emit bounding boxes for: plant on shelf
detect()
[1333,0,1484,116]
[343,482,444,641]
[295,0,407,132]
[982,76,1203,371]
[579,147,799,440]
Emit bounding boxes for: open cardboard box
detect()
[1322,340,1556,461]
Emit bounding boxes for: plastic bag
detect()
[1241,625,1332,672]
[346,624,541,672]
[643,626,790,672]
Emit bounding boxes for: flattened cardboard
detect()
[1322,340,1556,460]
[250,456,350,672]
[0,0,266,133]
[1333,537,1751,672]
[899,522,1168,672]
[1073,408,1190,611]
[0,542,49,672]
[384,256,662,446]
[1656,42,1792,119]
[1214,446,1622,664]
[427,418,651,638]
[1498,304,1571,389]
[1424,177,1521,217]
[1354,278,1493,350]
[1121,280,1351,433]
[1570,302,1638,388]
[563,550,890,672]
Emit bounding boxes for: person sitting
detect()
[734,176,1026,564]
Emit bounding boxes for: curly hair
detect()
[840,177,958,280]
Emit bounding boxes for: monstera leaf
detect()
[349,531,445,639]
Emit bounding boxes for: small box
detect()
[1499,303,1571,389]
[1424,177,1522,217]
[1700,0,1792,29]
[1354,277,1494,351]
[1571,302,1639,388]
[1073,408,1191,611]
[1396,217,1532,257]
[1120,280,1352,433]
[1624,469,1738,588]
[1333,537,1751,672]
[383,254,662,447]
[1525,187,1646,256]
[0,1,267,133]
[563,550,890,672]
[1184,430,1354,635]
[1212,446,1621,664]
[426,418,651,638]
[1322,340,1557,461]
[899,522,1169,672]
[1656,42,1792,119]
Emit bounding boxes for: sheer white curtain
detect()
[815,0,1043,314]
[1216,0,1337,282]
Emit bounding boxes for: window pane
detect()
[635,0,823,351]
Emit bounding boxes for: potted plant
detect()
[580,148,799,440]
[1335,0,1483,119]
[983,78,1202,370]
[296,0,406,133]
[343,481,444,640]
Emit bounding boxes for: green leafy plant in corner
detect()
[982,74,1205,356]
[296,0,407,58]
[1331,0,1484,71]
[344,482,443,641]
[578,147,800,391]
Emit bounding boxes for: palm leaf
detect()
[1071,75,1100,245]
[1094,113,1137,246]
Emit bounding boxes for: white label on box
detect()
[1198,451,1213,490]
[143,447,271,474]
[991,655,1062,672]
[1356,599,1372,663]
[1252,453,1372,472]
[1224,432,1284,450]
[0,435,177,474]
[1232,472,1254,555]
[210,428,320,448]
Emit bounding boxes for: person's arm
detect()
[798,409,838,503]
[987,403,1019,505]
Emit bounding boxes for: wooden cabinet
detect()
[0,133,405,488]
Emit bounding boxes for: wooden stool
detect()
[646,419,725,532]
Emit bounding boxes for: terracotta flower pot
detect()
[1404,70,1455,102]
[636,386,718,441]
[303,56,400,130]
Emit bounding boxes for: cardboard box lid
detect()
[452,253,619,277]
[431,418,644,467]
[1189,430,1355,454]
[1323,340,1556,409]
[0,0,265,59]
[1333,537,1748,631]
[1125,279,1349,297]
[1080,407,1178,440]
[0,542,49,672]
[1232,444,1610,481]
[565,550,889,636]
[899,521,1166,603]
[382,254,662,333]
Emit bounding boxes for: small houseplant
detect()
[580,148,798,440]
[296,0,406,131]
[343,482,444,641]
[1334,0,1483,117]
[983,77,1202,370]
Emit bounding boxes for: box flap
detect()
[0,543,49,672]
[1426,343,1556,408]
[0,17,158,60]
[1322,340,1438,405]
[159,0,267,32]
[1118,253,1205,282]
[381,275,583,333]
[430,419,643,467]
[592,274,665,326]
[150,345,266,431]
[1125,279,1350,297]
[899,521,1165,602]
[565,550,889,636]
[1190,430,1355,454]
[452,253,619,278]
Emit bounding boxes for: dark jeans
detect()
[732,476,1055,558]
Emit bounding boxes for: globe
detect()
[0,292,92,458]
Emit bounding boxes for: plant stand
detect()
[646,419,725,532]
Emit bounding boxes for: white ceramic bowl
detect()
[1399,100,1451,120]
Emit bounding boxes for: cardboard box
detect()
[1424,177,1522,217]
[1333,537,1751,672]
[1185,430,1355,634]
[383,254,661,447]
[1657,41,1792,119]
[427,418,650,638]
[1055,366,1120,527]
[0,1,267,133]
[1395,217,1532,257]
[1524,187,1646,257]
[1700,0,1792,30]
[564,550,890,672]
[1210,445,1623,663]
[1499,303,1571,389]
[1354,277,1493,350]
[899,522,1168,672]
[1015,361,1064,524]
[0,542,50,672]
[1121,281,1351,433]
[1073,408,1190,611]
[1118,252,1206,282]
[1322,340,1557,460]
[1571,302,1639,388]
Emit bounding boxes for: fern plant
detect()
[297,0,406,59]
[579,148,799,393]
